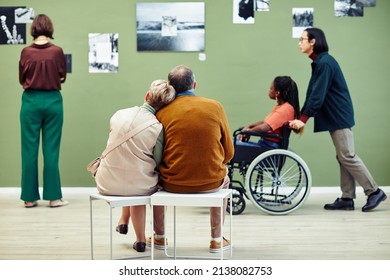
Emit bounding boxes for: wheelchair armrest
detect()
[234,127,283,141]
[233,127,245,137]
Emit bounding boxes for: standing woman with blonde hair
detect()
[19,14,68,208]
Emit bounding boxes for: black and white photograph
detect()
[334,0,369,17]
[360,0,376,7]
[256,0,270,12]
[15,7,35,23]
[88,33,118,73]
[0,6,26,45]
[136,2,205,52]
[292,8,314,38]
[233,0,255,24]
[161,16,178,37]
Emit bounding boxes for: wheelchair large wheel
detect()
[245,149,311,215]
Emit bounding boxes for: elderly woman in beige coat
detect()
[95,80,175,252]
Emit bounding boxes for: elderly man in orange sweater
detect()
[148,65,234,253]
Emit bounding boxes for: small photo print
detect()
[161,16,177,37]
[292,8,314,38]
[233,0,255,24]
[256,0,270,12]
[65,54,72,73]
[0,6,26,45]
[334,0,366,17]
[15,7,35,23]
[88,33,118,73]
[361,0,376,7]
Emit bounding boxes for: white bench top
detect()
[89,193,150,207]
[150,189,232,207]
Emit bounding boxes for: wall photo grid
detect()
[0,1,377,73]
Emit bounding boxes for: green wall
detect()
[1,0,389,187]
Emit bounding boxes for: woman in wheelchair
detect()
[228,76,311,215]
[237,76,302,149]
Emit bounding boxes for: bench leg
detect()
[90,198,94,260]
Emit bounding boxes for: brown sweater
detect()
[19,42,67,90]
[156,95,234,193]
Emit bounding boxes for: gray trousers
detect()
[330,128,378,198]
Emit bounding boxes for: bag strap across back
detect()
[100,117,159,159]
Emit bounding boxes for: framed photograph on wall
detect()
[136,2,205,52]
[256,0,270,12]
[335,0,363,17]
[14,7,35,23]
[88,33,118,73]
[233,0,255,24]
[292,8,314,38]
[0,6,26,45]
[65,54,72,73]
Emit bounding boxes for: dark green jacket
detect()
[302,52,355,132]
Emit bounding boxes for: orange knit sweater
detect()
[156,95,234,193]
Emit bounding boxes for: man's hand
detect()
[289,120,305,130]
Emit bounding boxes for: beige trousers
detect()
[330,128,378,198]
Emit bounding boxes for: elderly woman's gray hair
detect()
[147,79,176,110]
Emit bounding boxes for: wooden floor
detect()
[0,187,389,260]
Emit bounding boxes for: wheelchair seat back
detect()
[279,124,292,150]
[231,123,292,166]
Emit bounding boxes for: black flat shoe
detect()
[133,241,146,252]
[362,189,387,212]
[116,224,128,235]
[324,198,354,210]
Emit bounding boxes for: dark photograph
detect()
[0,6,26,45]
[233,0,255,24]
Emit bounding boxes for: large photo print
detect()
[136,2,205,52]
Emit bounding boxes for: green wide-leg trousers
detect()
[20,90,63,202]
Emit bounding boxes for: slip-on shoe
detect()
[133,242,146,252]
[362,188,387,212]
[24,201,38,208]
[49,200,69,208]
[116,224,128,235]
[324,197,354,210]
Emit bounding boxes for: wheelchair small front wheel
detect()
[245,149,311,215]
[227,193,246,215]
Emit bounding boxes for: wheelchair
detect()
[227,124,312,215]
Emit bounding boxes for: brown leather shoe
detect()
[210,237,231,253]
[146,235,167,250]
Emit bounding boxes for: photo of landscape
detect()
[136,2,205,52]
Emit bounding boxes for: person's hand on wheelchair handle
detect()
[289,119,305,130]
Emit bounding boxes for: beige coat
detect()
[95,106,162,196]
